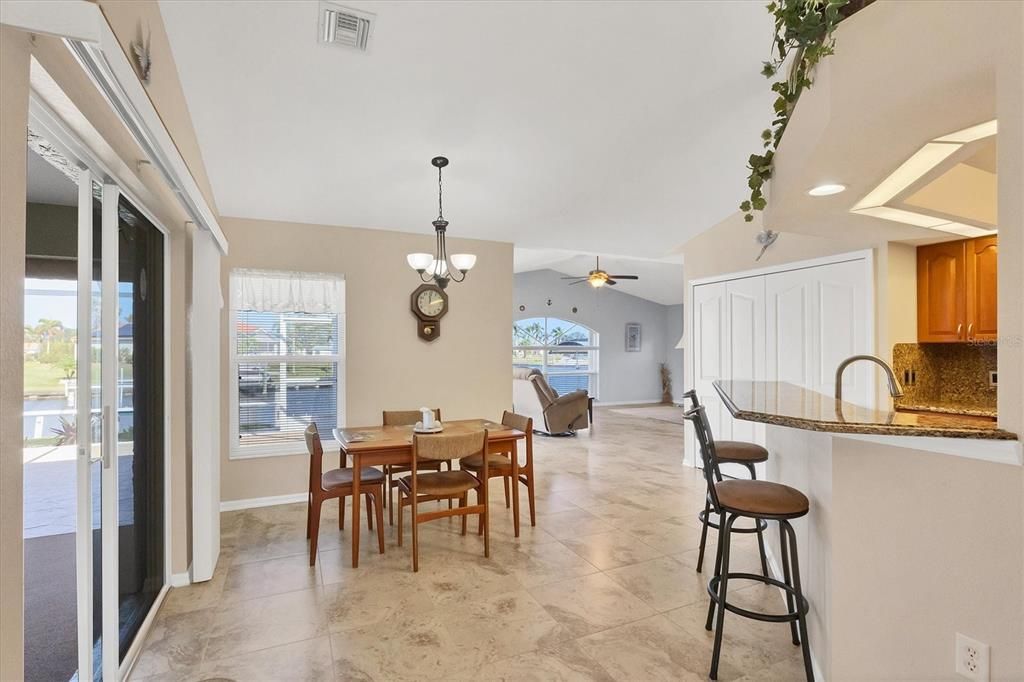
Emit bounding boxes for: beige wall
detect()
[0,25,31,682]
[830,438,1022,680]
[218,218,513,502]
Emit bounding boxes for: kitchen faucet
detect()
[834,354,904,404]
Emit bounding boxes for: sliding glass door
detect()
[25,128,165,682]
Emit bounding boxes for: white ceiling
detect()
[27,149,77,206]
[159,0,773,258]
[515,248,684,305]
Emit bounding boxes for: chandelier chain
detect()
[437,165,443,220]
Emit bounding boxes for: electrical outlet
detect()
[955,633,990,680]
[989,371,997,388]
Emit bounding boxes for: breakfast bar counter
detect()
[713,379,1015,440]
[704,379,1021,679]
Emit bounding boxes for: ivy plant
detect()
[741,0,849,222]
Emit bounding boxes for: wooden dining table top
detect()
[333,418,525,453]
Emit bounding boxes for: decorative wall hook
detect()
[132,26,152,83]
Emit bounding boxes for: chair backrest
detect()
[682,389,700,410]
[305,422,324,492]
[529,374,560,406]
[682,405,723,511]
[502,410,533,465]
[382,408,441,426]
[413,429,487,462]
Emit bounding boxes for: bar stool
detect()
[683,390,769,577]
[684,405,813,681]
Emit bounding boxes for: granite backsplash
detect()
[892,343,997,415]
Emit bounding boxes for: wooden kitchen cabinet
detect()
[917,236,997,342]
[966,235,998,341]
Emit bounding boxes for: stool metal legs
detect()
[706,515,814,681]
[697,463,769,578]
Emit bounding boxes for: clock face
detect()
[416,288,445,317]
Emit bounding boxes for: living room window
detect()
[229,269,345,458]
[513,317,599,397]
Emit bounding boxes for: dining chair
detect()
[382,408,445,525]
[305,423,385,566]
[396,429,490,571]
[459,411,536,536]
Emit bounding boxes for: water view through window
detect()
[513,317,598,396]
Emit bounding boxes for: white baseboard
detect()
[763,544,827,682]
[169,570,191,587]
[220,492,307,512]
[595,399,667,407]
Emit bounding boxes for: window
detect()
[513,317,598,397]
[230,269,345,458]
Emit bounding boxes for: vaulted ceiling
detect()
[159,0,773,258]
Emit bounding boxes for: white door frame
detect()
[29,84,173,682]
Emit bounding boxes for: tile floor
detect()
[131,408,806,681]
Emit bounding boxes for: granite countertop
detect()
[895,402,998,418]
[713,380,1017,440]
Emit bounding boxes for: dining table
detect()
[333,418,526,567]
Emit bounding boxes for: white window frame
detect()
[228,274,345,459]
[513,318,600,399]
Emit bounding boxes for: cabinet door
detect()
[966,236,997,341]
[814,259,873,404]
[766,269,815,388]
[917,241,966,342]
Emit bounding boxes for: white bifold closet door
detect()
[688,253,874,475]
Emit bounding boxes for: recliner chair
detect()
[512,368,590,435]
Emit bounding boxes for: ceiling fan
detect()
[561,257,639,288]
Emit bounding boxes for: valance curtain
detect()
[230,268,344,314]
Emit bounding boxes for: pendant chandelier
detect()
[406,156,476,289]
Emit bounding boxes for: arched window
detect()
[513,317,599,397]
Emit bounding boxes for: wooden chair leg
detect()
[374,487,385,554]
[339,496,345,530]
[482,481,490,559]
[397,489,404,547]
[309,497,322,566]
[387,469,395,526]
[460,493,468,535]
[306,495,312,539]
[503,475,510,508]
[526,468,537,527]
[411,492,420,572]
[477,487,485,536]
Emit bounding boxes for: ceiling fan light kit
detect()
[561,256,640,289]
[406,156,476,289]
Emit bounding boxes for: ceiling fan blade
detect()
[605,279,619,285]
[568,279,589,285]
[561,275,585,280]
[608,275,639,280]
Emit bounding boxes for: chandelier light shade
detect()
[407,156,476,288]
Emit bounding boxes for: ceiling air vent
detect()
[319,2,375,51]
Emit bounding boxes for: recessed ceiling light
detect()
[808,183,846,196]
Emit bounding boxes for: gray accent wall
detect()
[514,269,684,404]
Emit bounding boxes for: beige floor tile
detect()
[528,573,656,638]
[203,588,328,660]
[456,638,615,681]
[129,607,213,679]
[537,508,616,540]
[561,530,664,570]
[490,539,600,588]
[201,636,334,681]
[605,555,709,611]
[221,552,321,603]
[575,614,736,682]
